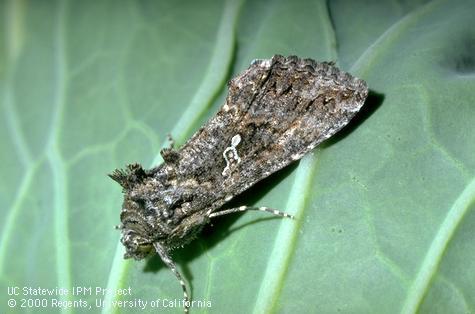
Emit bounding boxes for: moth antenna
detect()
[209,206,294,219]
[108,163,146,189]
[108,168,128,188]
[153,243,190,313]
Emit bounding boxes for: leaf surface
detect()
[1,0,474,313]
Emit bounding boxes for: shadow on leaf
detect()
[325,89,385,147]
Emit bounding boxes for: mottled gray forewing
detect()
[175,55,368,209]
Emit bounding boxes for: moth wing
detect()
[174,56,368,209]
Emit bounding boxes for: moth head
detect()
[109,164,158,260]
[116,195,152,259]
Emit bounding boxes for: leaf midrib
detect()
[253,0,338,312]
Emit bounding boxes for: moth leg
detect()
[153,243,190,313]
[166,133,175,148]
[209,206,294,219]
[161,148,180,163]
[160,133,180,163]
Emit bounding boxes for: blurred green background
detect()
[1,0,475,313]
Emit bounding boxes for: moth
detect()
[110,55,368,312]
